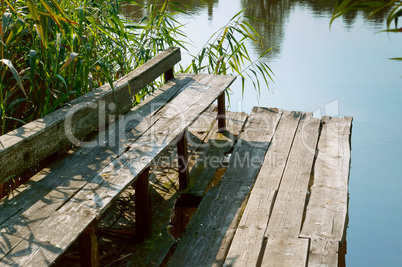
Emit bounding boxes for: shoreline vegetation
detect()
[0,0,273,135]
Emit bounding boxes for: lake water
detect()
[124,0,402,265]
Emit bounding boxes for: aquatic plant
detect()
[0,0,272,135]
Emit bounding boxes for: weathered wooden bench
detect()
[0,47,235,266]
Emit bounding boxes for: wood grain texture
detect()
[264,113,320,239]
[0,74,235,265]
[260,238,309,267]
[167,107,282,267]
[308,238,339,267]
[300,116,352,242]
[223,110,301,266]
[0,48,181,186]
[0,75,192,260]
[0,210,95,266]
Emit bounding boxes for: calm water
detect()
[124,1,402,265]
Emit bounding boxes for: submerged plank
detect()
[300,116,352,242]
[167,107,282,267]
[264,113,320,239]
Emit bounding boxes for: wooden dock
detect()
[55,106,352,267]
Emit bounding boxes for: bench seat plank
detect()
[57,74,236,215]
[1,211,95,267]
[0,48,181,187]
[0,75,193,261]
[0,74,193,225]
[0,74,235,265]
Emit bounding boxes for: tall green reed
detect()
[0,0,273,135]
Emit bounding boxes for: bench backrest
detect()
[0,47,181,187]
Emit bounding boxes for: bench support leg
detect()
[218,92,226,133]
[79,220,99,267]
[134,166,152,241]
[164,67,174,82]
[177,130,189,190]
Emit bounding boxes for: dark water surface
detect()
[124,1,402,265]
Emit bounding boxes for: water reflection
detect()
[241,0,390,57]
[121,1,402,266]
[121,0,218,20]
[122,0,390,61]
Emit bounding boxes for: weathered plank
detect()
[260,238,309,267]
[308,238,339,267]
[0,74,236,265]
[264,113,320,239]
[300,116,352,241]
[224,190,276,267]
[0,211,95,267]
[57,74,236,216]
[0,47,181,186]
[0,74,193,260]
[167,107,282,267]
[223,110,301,266]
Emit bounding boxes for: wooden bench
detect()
[0,47,235,266]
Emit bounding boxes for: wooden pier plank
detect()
[264,113,321,239]
[167,107,282,267]
[223,110,301,266]
[300,116,352,241]
[308,238,339,267]
[261,238,309,267]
